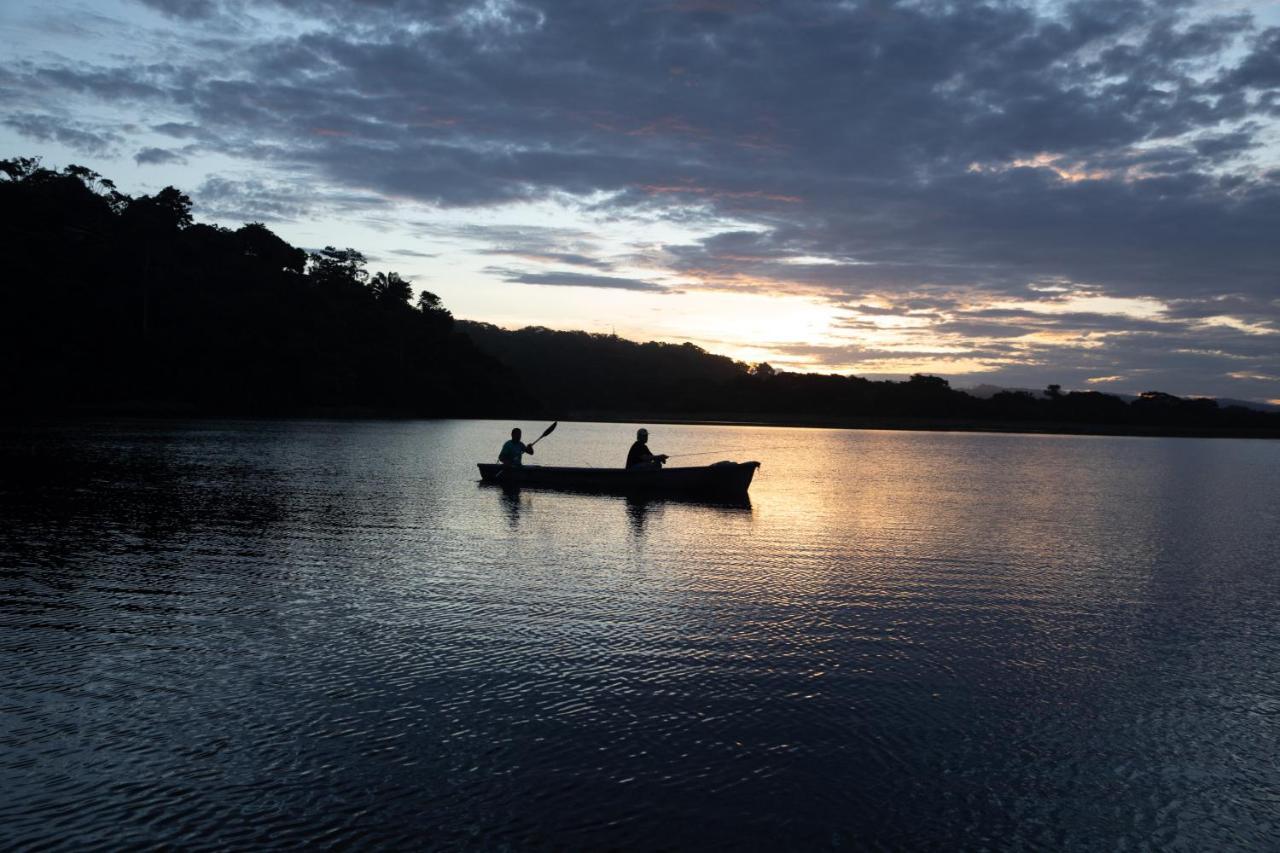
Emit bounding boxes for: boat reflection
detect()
[624,492,752,539]
[483,480,751,509]
[483,481,752,536]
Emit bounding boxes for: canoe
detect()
[477,460,761,496]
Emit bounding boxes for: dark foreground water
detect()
[2,419,1278,850]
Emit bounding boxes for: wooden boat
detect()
[477,460,761,496]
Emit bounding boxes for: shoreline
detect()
[551,411,1280,440]
[4,405,1278,440]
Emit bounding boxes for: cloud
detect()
[5,0,1280,397]
[134,0,219,19]
[477,248,613,269]
[424,223,616,268]
[151,122,222,144]
[4,112,121,155]
[194,176,316,223]
[134,146,187,165]
[486,267,667,292]
[1221,26,1280,90]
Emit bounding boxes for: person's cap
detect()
[637,427,648,438]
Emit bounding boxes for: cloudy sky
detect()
[3,0,1279,401]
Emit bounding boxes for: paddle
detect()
[527,421,558,448]
[495,421,557,481]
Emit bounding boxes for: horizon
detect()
[3,0,1279,403]
[455,315,1280,406]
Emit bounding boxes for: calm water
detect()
[2,419,1278,849]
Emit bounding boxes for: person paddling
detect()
[626,427,668,470]
[499,427,535,468]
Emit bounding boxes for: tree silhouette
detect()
[417,289,446,313]
[371,271,413,307]
[237,223,307,273]
[1,156,1276,435]
[308,247,369,291]
[0,157,523,416]
[457,320,1278,434]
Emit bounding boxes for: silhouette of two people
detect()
[499,425,666,470]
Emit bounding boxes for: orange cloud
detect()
[968,152,1111,183]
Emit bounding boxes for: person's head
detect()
[511,427,522,440]
[636,427,648,443]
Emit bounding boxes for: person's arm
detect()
[524,442,534,456]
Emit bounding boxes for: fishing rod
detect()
[664,446,796,459]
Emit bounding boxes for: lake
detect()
[2,419,1278,849]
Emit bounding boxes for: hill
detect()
[3,156,1275,436]
[460,322,1280,436]
[0,157,523,416]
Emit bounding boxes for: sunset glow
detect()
[2,0,1278,402]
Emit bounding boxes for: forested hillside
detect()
[3,157,1275,435]
[0,158,521,415]
[461,322,1280,434]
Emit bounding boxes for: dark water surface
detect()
[2,419,1278,849]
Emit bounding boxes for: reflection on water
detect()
[2,419,1278,849]
[488,482,752,540]
[497,485,524,529]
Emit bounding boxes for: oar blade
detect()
[540,421,558,439]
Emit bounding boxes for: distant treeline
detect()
[459,322,1280,432]
[0,158,522,415]
[2,158,1276,434]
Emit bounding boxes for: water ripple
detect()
[1,420,1278,849]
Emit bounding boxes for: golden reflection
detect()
[672,429,1162,632]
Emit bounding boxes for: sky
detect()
[2,0,1279,403]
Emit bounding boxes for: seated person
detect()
[625,427,668,469]
[499,427,534,467]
